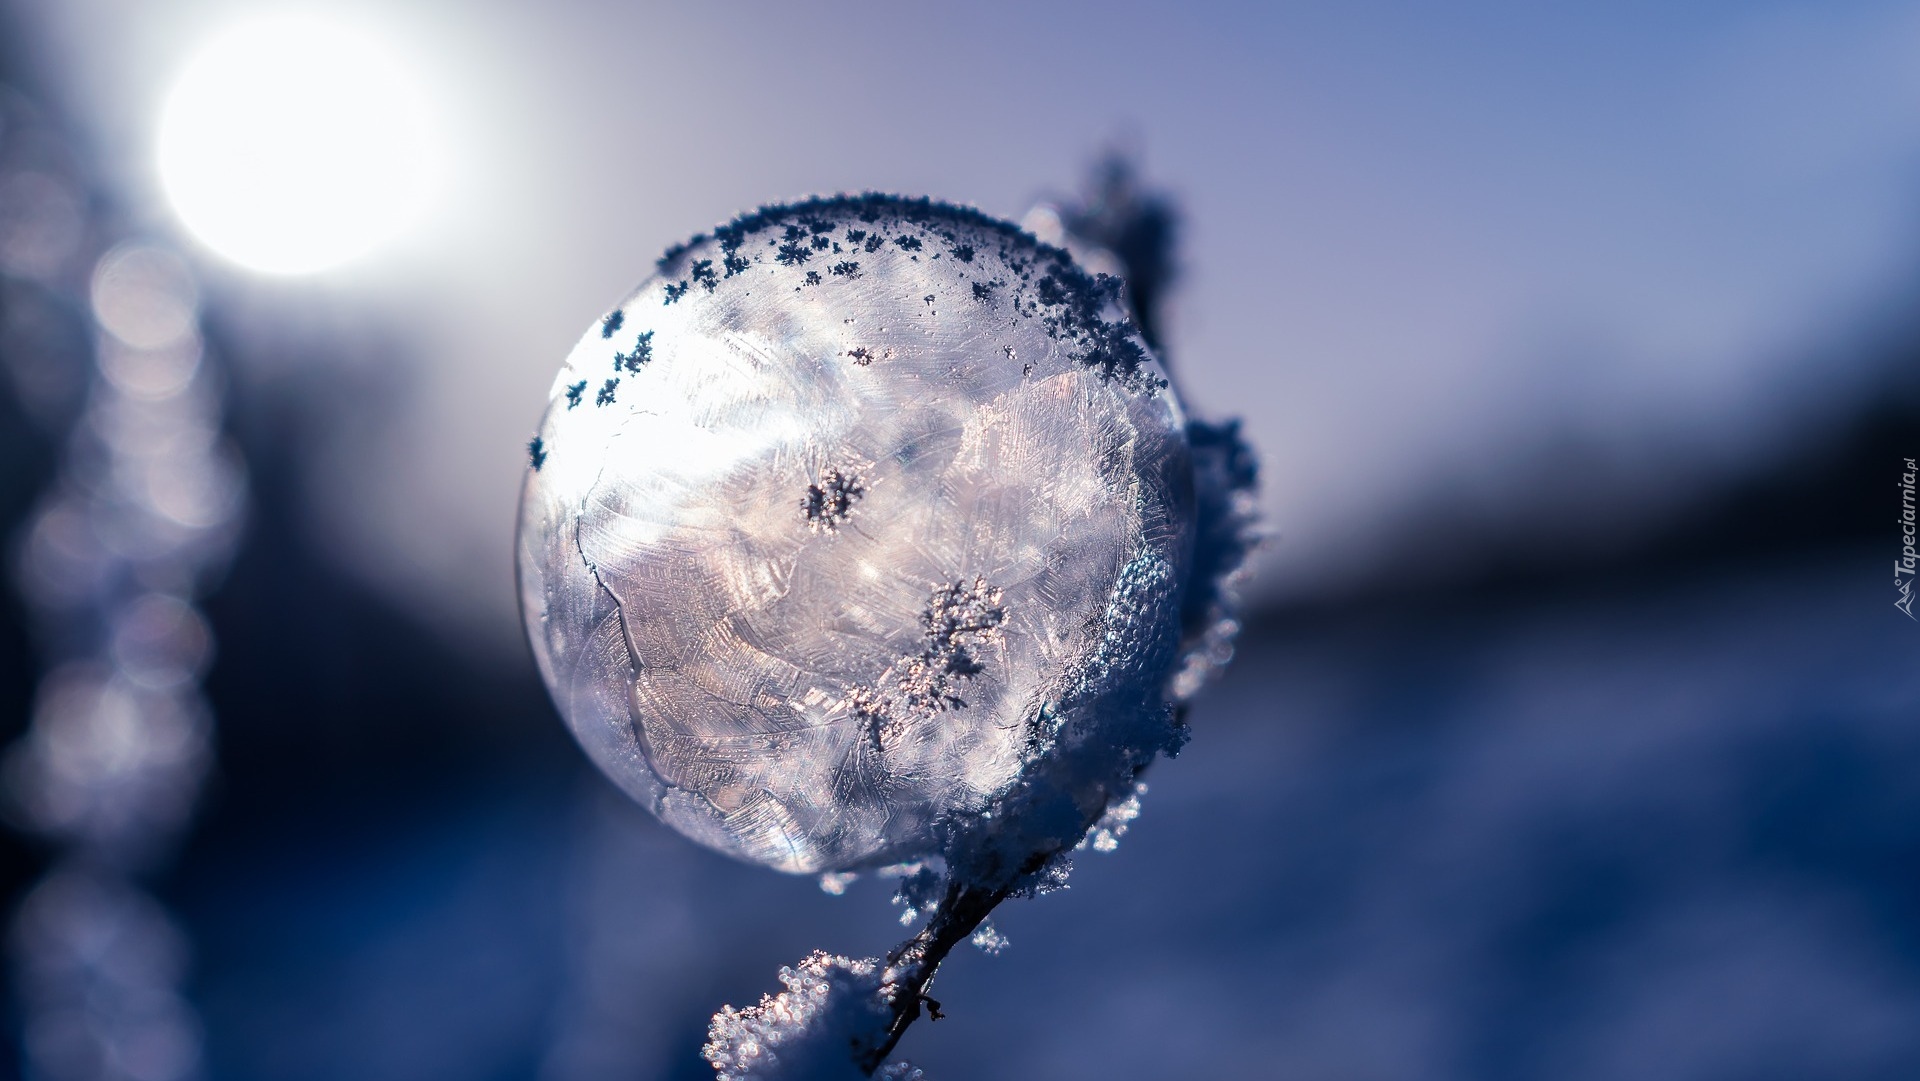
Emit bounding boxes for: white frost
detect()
[705,951,922,1081]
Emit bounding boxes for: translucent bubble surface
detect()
[518,196,1199,874]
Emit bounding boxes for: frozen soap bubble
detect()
[519,195,1238,878]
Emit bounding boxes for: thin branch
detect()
[856,878,1012,1074]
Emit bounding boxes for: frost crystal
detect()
[518,195,1216,879]
[704,951,903,1081]
[1078,781,1147,854]
[817,872,858,896]
[967,920,1009,955]
[890,863,946,926]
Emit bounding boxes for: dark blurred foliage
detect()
[0,283,61,912]
[1060,156,1180,357]
[0,0,79,910]
[187,335,575,856]
[1357,343,1920,614]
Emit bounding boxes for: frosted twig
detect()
[860,876,1018,1073]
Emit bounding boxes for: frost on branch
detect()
[705,952,917,1081]
[1079,782,1147,854]
[891,863,944,926]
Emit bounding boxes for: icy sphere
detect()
[518,196,1197,875]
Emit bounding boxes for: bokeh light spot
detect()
[157,14,435,274]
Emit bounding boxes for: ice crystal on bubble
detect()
[801,469,864,533]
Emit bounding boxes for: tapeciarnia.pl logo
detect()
[1899,457,1917,620]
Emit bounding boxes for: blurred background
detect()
[1,1,1918,1078]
